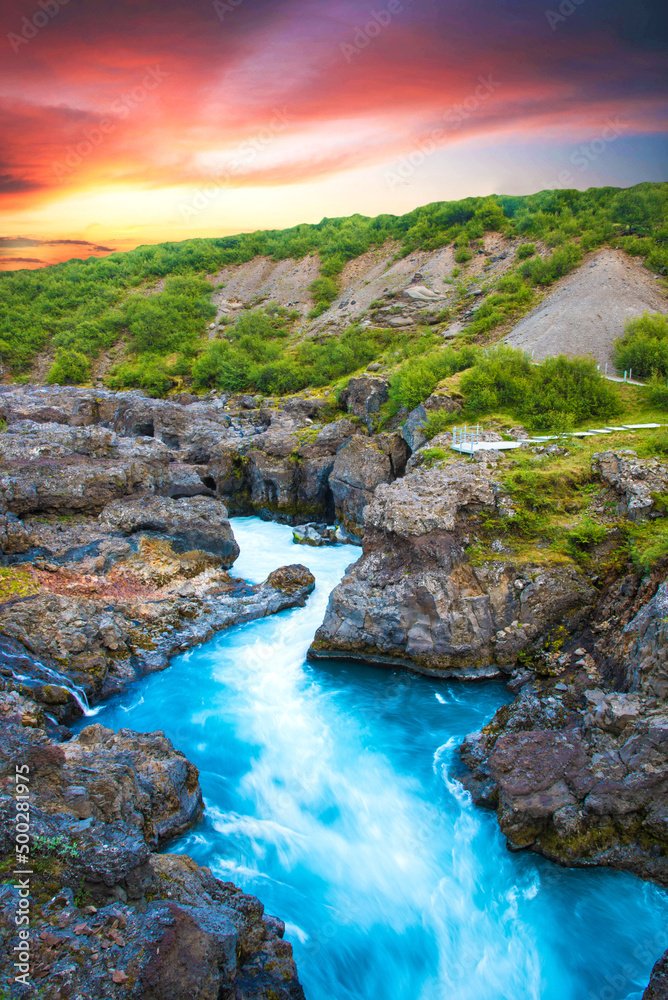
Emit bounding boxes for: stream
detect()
[82,517,668,1000]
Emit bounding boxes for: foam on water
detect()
[84,517,668,999]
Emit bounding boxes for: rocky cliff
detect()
[0,709,305,999]
[0,384,333,997]
[309,461,596,678]
[458,568,668,885]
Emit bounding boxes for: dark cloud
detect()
[0,237,115,251]
[0,173,42,193]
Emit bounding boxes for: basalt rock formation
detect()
[457,569,668,886]
[0,384,328,998]
[0,708,304,999]
[310,462,595,678]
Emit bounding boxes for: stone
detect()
[338,376,389,429]
[99,495,240,564]
[292,523,338,546]
[593,450,668,520]
[329,434,409,537]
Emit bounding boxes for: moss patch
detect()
[0,567,40,603]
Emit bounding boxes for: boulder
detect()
[329,434,409,537]
[401,392,461,451]
[266,564,316,597]
[339,376,389,429]
[99,495,240,565]
[292,523,338,546]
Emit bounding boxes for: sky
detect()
[1,0,666,270]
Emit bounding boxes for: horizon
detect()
[1,0,666,271]
[1,179,665,276]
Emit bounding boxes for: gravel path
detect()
[505,248,668,368]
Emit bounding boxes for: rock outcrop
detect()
[310,463,595,678]
[0,562,315,717]
[329,433,410,537]
[593,449,668,520]
[338,376,389,430]
[99,494,241,564]
[0,705,304,999]
[644,951,668,1000]
[457,565,668,885]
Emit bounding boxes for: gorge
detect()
[0,376,666,997]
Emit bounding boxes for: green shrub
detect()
[423,409,457,439]
[309,276,338,307]
[421,447,448,468]
[191,341,253,392]
[107,356,176,396]
[389,345,477,411]
[466,274,535,337]
[454,247,473,264]
[613,312,668,378]
[123,275,215,354]
[522,355,621,431]
[519,242,582,285]
[516,243,536,260]
[627,520,668,571]
[46,349,91,385]
[646,375,668,408]
[566,517,608,553]
[459,347,621,431]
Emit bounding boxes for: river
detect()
[82,517,668,1000]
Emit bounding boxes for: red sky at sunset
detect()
[1,0,666,269]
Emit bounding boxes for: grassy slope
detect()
[0,182,666,395]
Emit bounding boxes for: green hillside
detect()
[1,183,666,404]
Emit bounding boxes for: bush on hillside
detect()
[124,276,215,354]
[388,345,477,411]
[613,312,668,378]
[106,356,176,396]
[519,242,582,285]
[423,409,457,439]
[46,349,91,385]
[309,277,338,306]
[191,341,253,392]
[459,347,621,431]
[645,374,668,408]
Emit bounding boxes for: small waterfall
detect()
[0,639,100,717]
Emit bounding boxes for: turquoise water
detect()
[84,517,668,999]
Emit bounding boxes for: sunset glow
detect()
[2,0,666,269]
